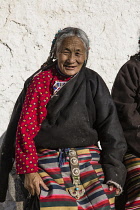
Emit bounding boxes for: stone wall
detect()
[0,0,140,134]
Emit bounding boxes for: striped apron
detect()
[37,145,116,210]
[124,152,140,210]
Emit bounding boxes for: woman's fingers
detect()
[115,188,121,195]
[30,186,35,196]
[39,180,49,191]
[108,184,121,195]
[33,180,41,196]
[33,179,49,196]
[108,184,114,191]
[24,172,48,196]
[24,183,35,196]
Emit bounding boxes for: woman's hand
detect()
[108,184,121,195]
[24,172,49,196]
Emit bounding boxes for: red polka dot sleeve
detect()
[15,72,51,174]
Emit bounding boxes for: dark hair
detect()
[41,27,89,68]
[132,36,140,61]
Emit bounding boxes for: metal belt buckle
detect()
[68,184,85,200]
[68,148,85,199]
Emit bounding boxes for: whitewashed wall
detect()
[0,0,140,135]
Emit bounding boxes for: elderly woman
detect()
[0,27,126,210]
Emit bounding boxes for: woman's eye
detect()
[63,51,69,55]
[75,53,81,56]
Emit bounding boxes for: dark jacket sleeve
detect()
[111,59,140,155]
[92,73,127,188]
[0,84,28,202]
[0,68,42,202]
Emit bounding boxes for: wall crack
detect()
[4,4,11,26]
[11,20,29,33]
[0,39,13,57]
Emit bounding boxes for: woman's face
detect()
[56,36,87,76]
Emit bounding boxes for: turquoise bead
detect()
[75,187,79,191]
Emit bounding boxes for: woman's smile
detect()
[64,64,77,70]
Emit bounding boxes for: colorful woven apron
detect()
[124,152,140,210]
[38,145,116,210]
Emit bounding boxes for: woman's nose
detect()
[67,53,75,63]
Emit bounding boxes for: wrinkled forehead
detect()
[57,36,86,52]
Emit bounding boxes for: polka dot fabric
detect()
[15,66,71,174]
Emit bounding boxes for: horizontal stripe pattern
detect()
[124,152,140,209]
[38,145,115,210]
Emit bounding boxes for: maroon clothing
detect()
[112,55,140,155]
